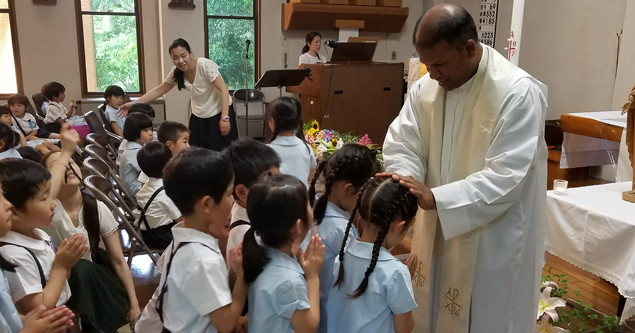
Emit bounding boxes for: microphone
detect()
[245,40,250,59]
[323,40,337,48]
[246,39,251,46]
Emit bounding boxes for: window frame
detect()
[0,0,23,98]
[75,0,145,97]
[204,0,260,92]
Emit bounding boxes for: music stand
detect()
[255,69,310,97]
[329,42,376,63]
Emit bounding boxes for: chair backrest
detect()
[83,158,138,220]
[97,104,115,133]
[84,144,116,170]
[85,110,108,137]
[24,98,47,128]
[86,133,118,158]
[86,133,109,149]
[83,157,110,178]
[84,175,158,265]
[31,93,46,118]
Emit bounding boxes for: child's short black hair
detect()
[17,146,43,163]
[222,138,280,195]
[104,85,125,99]
[0,123,17,153]
[0,158,51,209]
[0,105,10,116]
[157,121,189,144]
[163,147,233,216]
[123,113,153,141]
[138,142,172,178]
[128,103,156,119]
[7,94,29,107]
[42,82,65,101]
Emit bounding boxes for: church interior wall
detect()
[5,1,632,123]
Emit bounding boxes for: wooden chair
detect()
[84,175,158,266]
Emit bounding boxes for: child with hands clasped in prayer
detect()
[326,176,418,333]
[243,174,325,333]
[0,166,76,332]
[0,157,87,314]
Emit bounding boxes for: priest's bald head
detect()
[413,4,483,91]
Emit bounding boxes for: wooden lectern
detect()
[623,84,635,202]
[287,62,404,145]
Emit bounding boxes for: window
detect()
[0,0,21,96]
[76,0,143,95]
[205,0,258,91]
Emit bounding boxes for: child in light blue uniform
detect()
[302,143,381,332]
[0,124,21,161]
[103,85,126,137]
[243,174,324,333]
[119,113,154,197]
[267,97,316,188]
[327,177,418,333]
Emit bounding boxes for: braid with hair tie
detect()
[308,160,326,206]
[351,202,397,297]
[334,179,371,288]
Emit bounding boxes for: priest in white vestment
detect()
[383,5,548,333]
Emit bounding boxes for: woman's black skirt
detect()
[189,105,238,151]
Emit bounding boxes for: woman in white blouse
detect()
[299,31,326,65]
[120,38,237,151]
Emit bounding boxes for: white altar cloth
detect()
[546,181,634,323]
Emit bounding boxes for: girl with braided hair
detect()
[267,97,316,188]
[303,143,380,332]
[327,176,418,333]
[243,174,325,333]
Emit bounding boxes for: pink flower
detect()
[358,134,372,146]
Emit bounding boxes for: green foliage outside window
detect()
[82,0,140,93]
[207,0,255,91]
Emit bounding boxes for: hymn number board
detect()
[478,0,498,47]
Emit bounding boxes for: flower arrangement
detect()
[537,269,618,333]
[303,120,382,165]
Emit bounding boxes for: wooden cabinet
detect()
[288,62,404,145]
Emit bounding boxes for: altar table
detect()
[546,181,635,323]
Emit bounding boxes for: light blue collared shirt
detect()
[248,247,310,333]
[0,269,22,333]
[119,141,142,196]
[326,238,417,333]
[301,201,356,332]
[0,148,22,161]
[268,136,316,188]
[105,104,126,131]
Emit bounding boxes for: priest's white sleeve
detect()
[432,77,547,240]
[383,81,427,181]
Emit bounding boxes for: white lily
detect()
[536,315,568,332]
[537,286,567,321]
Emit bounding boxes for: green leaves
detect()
[207,0,255,91]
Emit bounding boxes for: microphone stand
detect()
[244,40,250,137]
